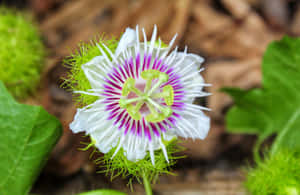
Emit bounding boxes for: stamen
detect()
[126,103,143,120]
[119,97,144,108]
[142,70,169,95]
[146,99,172,122]
[120,69,174,122]
[152,85,174,106]
[145,102,172,123]
[122,77,143,96]
[147,98,164,111]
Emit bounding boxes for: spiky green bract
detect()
[0,7,45,99]
[63,37,119,107]
[245,149,300,195]
[94,139,184,187]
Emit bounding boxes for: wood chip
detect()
[262,0,289,29]
[221,0,251,20]
[184,1,281,58]
[160,0,192,44]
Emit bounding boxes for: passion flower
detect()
[69,26,210,165]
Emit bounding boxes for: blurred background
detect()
[1,0,300,194]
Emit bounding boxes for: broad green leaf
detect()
[223,36,300,154]
[0,81,62,195]
[271,120,300,155]
[78,189,127,195]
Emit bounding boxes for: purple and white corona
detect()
[70,26,210,165]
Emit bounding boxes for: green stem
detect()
[253,137,263,163]
[253,132,269,163]
[142,172,152,195]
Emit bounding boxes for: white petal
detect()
[121,132,165,164]
[148,25,157,55]
[71,102,122,154]
[172,52,207,103]
[180,73,207,103]
[173,110,210,140]
[181,53,204,69]
[122,134,148,162]
[172,52,204,74]
[69,101,106,133]
[82,56,107,89]
[85,55,104,65]
[70,108,87,133]
[70,108,102,133]
[115,27,136,57]
[139,43,169,56]
[167,51,207,104]
[149,142,155,165]
[192,73,205,92]
[162,131,177,141]
[91,124,121,153]
[159,138,169,163]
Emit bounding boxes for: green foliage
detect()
[245,149,300,195]
[0,7,45,99]
[223,36,300,155]
[77,189,126,195]
[0,81,62,195]
[62,37,119,107]
[223,36,300,195]
[92,139,184,187]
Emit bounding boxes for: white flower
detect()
[70,25,210,165]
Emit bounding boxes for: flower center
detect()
[119,69,174,123]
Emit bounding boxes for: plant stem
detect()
[142,172,152,195]
[254,132,269,163]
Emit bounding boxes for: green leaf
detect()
[223,36,300,154]
[0,81,62,195]
[271,119,300,155]
[78,189,127,195]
